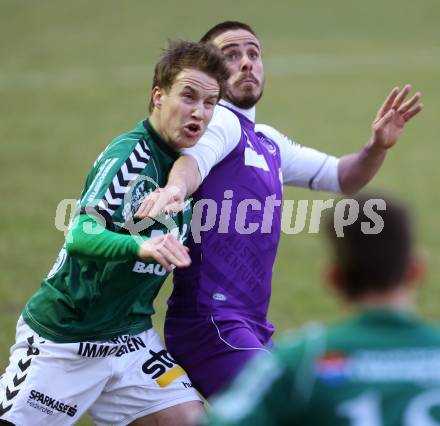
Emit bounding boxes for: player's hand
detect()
[138,233,191,272]
[134,185,185,219]
[370,84,423,151]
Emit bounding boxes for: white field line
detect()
[1,48,440,91]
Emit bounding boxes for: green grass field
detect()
[1,0,439,424]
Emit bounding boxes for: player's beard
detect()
[224,80,264,109]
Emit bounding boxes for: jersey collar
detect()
[219,99,256,123]
[143,119,180,160]
[356,307,420,327]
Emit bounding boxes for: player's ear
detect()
[405,255,426,289]
[324,263,344,294]
[151,86,163,110]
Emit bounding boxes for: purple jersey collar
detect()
[219,100,256,123]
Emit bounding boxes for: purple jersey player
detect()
[135,22,423,398]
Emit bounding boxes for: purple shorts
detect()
[164,312,275,398]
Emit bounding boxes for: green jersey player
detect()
[205,195,440,426]
[0,40,228,426]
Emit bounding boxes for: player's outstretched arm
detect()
[136,105,242,219]
[338,84,423,194]
[135,156,201,219]
[67,214,191,271]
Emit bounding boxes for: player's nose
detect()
[191,102,203,119]
[240,55,253,71]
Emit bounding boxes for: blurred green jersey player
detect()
[205,194,440,426]
[0,40,229,426]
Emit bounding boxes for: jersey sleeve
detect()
[70,139,159,262]
[255,124,341,193]
[66,214,143,262]
[78,138,156,231]
[180,105,242,180]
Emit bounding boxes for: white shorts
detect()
[0,317,200,425]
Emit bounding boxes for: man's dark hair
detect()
[200,21,258,44]
[149,40,229,113]
[325,195,414,300]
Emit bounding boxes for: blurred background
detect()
[1,0,439,423]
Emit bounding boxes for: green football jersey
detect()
[23,119,192,343]
[207,308,440,426]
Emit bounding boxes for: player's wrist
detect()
[365,139,388,156]
[137,237,152,260]
[164,183,186,202]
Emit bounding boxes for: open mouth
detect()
[183,123,202,138]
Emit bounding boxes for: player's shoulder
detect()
[255,123,281,139]
[192,104,242,148]
[94,123,148,167]
[255,123,297,147]
[276,321,327,362]
[208,104,241,134]
[404,316,440,343]
[110,123,146,154]
[213,103,241,124]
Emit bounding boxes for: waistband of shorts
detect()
[166,306,270,323]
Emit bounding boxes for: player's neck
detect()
[149,113,163,137]
[353,287,415,311]
[219,99,256,122]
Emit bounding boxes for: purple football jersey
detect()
[169,105,282,320]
